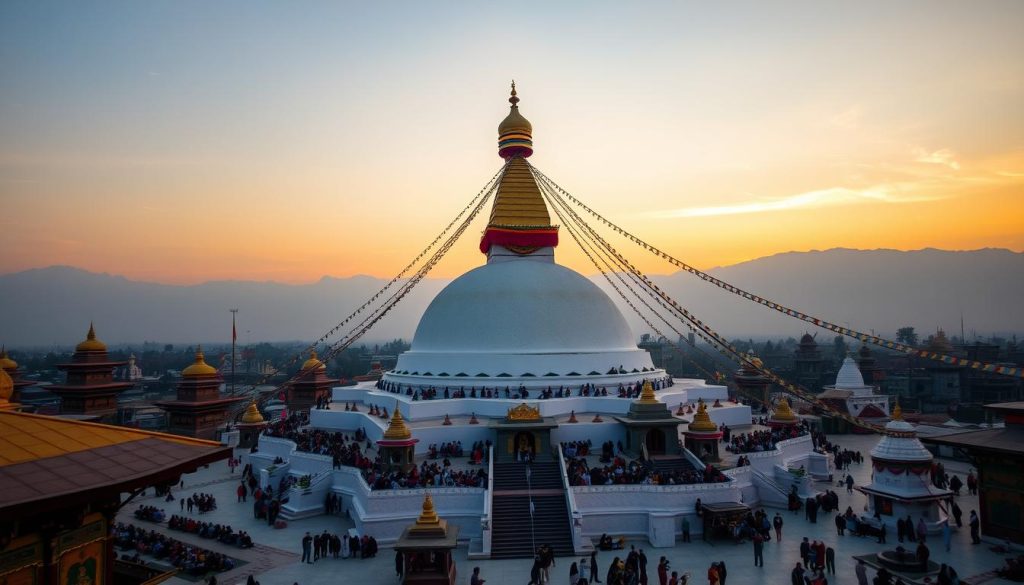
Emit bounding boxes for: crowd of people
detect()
[300,530,378,562]
[178,492,218,514]
[113,522,237,576]
[375,377,675,401]
[167,515,254,548]
[725,423,810,454]
[563,453,727,486]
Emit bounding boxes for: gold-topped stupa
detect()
[383,408,413,441]
[301,349,327,371]
[241,401,265,424]
[636,379,658,404]
[75,322,108,352]
[0,367,18,411]
[769,396,799,425]
[0,347,17,372]
[687,400,719,432]
[891,399,903,421]
[182,346,218,377]
[407,493,448,537]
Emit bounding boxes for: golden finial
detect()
[87,322,96,340]
[0,366,13,403]
[688,400,719,432]
[0,345,17,371]
[301,349,326,371]
[637,380,658,404]
[241,400,265,424]
[509,80,519,106]
[75,322,107,352]
[892,399,903,421]
[771,397,798,423]
[416,493,440,526]
[383,408,412,440]
[182,344,217,377]
[408,492,448,537]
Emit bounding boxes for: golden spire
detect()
[688,400,719,432]
[383,408,412,440]
[0,346,17,372]
[408,492,449,537]
[771,397,798,423]
[75,322,108,352]
[301,349,327,371]
[892,399,903,421]
[0,366,13,403]
[637,380,658,404]
[241,400,265,424]
[182,345,218,377]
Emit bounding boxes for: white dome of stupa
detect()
[825,356,874,397]
[870,405,932,461]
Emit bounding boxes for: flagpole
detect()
[230,309,239,395]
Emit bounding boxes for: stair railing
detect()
[556,444,587,554]
[481,445,494,557]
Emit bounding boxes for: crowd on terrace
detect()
[114,523,237,575]
[167,516,254,548]
[262,415,487,490]
[724,421,810,454]
[562,440,727,486]
[375,377,674,400]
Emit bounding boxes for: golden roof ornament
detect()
[0,346,17,371]
[637,380,658,404]
[408,493,448,537]
[892,399,903,421]
[507,402,541,421]
[383,408,412,440]
[0,367,13,403]
[771,397,798,423]
[301,349,327,371]
[241,401,265,424]
[75,322,108,352]
[688,400,719,432]
[182,345,218,377]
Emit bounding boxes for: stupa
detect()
[236,400,268,448]
[733,350,771,408]
[768,396,800,429]
[684,400,722,462]
[377,408,419,471]
[47,323,133,422]
[819,356,890,420]
[383,84,666,392]
[288,349,337,415]
[394,494,459,585]
[156,347,245,440]
[0,366,21,411]
[858,402,951,533]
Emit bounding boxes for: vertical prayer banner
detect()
[58,540,103,585]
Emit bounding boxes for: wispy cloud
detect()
[829,106,862,129]
[645,185,946,219]
[913,147,960,170]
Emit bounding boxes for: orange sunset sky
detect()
[2,2,1023,285]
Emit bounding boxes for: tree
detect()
[896,327,918,346]
[833,335,848,358]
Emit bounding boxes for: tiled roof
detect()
[0,411,230,515]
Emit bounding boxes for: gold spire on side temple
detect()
[771,397,798,422]
[892,399,903,421]
[637,380,658,404]
[0,367,13,403]
[688,400,719,432]
[75,322,108,352]
[182,345,218,377]
[301,349,327,371]
[241,401,265,424]
[408,493,448,537]
[0,346,17,371]
[383,408,413,440]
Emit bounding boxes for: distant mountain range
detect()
[1,248,1021,347]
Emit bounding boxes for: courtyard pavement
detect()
[117,433,1017,585]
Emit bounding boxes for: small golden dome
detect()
[771,397,799,423]
[241,401,265,424]
[0,366,13,402]
[182,346,218,377]
[75,323,107,352]
[301,349,327,371]
[383,408,412,440]
[637,380,658,404]
[892,399,903,421]
[688,400,719,432]
[0,346,17,371]
[415,493,441,526]
[498,81,534,159]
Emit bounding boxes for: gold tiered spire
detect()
[383,408,412,440]
[408,493,448,537]
[75,322,107,352]
[241,401,265,424]
[637,380,658,404]
[688,400,719,432]
[892,399,903,421]
[182,345,218,377]
[301,349,327,371]
[771,397,798,423]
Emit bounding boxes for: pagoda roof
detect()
[0,410,230,517]
[922,426,1024,457]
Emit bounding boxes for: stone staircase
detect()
[650,456,697,476]
[490,460,574,559]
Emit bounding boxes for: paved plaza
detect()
[117,434,1017,585]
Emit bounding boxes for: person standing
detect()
[969,510,981,544]
[855,559,868,585]
[681,517,691,543]
[773,513,783,542]
[791,563,805,585]
[707,563,719,585]
[301,532,312,564]
[638,549,648,585]
[916,517,927,543]
[471,567,486,585]
[717,561,727,585]
[951,500,963,528]
[657,558,668,585]
[753,533,764,567]
[896,516,906,543]
[580,559,591,585]
[942,520,952,552]
[591,551,602,584]
[571,563,580,585]
[835,514,845,536]
[395,550,403,577]
[846,474,854,493]
[825,546,835,575]
[668,572,678,585]
[878,519,887,544]
[800,538,811,567]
